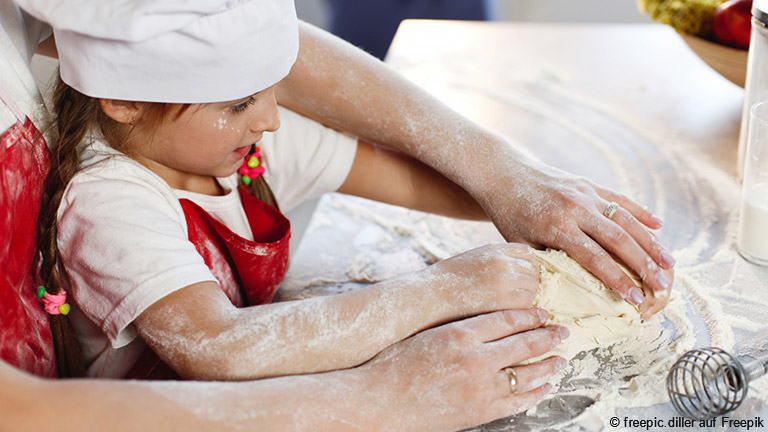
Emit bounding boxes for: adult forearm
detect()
[6,306,563,432]
[5,361,377,432]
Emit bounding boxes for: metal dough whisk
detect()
[666,347,768,419]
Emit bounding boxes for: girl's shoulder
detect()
[73,137,172,193]
[62,136,185,221]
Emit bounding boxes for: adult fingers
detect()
[639,267,673,318]
[495,356,567,397]
[457,309,550,343]
[559,232,646,307]
[558,227,672,315]
[640,289,670,319]
[598,187,663,230]
[598,202,676,272]
[486,357,568,422]
[580,210,671,294]
[487,384,554,421]
[486,325,570,367]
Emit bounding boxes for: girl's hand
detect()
[477,160,674,317]
[420,243,540,312]
[362,309,569,432]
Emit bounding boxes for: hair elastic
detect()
[239,146,266,186]
[37,286,71,316]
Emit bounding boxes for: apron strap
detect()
[0,50,29,123]
[0,83,27,123]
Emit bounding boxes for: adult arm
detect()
[335,139,670,318]
[1,309,568,432]
[35,35,57,57]
[276,21,675,316]
[136,244,539,380]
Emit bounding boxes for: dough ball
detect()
[532,249,644,361]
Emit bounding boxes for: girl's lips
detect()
[232,145,252,159]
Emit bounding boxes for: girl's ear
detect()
[99,99,143,124]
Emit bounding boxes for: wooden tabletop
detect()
[387,21,744,176]
[385,20,768,425]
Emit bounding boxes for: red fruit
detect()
[713,0,753,49]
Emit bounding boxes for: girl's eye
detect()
[230,97,254,114]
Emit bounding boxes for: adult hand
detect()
[362,308,569,432]
[477,158,675,317]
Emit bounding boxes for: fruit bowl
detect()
[678,32,748,87]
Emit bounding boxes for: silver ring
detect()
[503,367,518,394]
[603,202,620,219]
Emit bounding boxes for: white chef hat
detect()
[16,0,299,103]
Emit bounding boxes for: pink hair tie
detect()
[36,286,71,315]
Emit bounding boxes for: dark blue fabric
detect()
[328,0,490,59]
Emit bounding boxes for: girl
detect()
[29,0,564,381]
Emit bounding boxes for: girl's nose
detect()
[249,88,280,133]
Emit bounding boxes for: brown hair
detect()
[36,77,278,377]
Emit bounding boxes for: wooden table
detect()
[285,22,768,429]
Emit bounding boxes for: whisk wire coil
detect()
[666,347,748,420]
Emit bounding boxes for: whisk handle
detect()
[737,352,768,382]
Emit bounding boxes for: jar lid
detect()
[754,0,768,25]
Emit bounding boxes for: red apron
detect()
[128,186,290,379]
[0,89,55,377]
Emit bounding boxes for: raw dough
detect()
[533,250,644,360]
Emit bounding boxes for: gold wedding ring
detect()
[603,202,620,219]
[503,367,518,394]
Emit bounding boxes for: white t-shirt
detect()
[0,0,51,131]
[58,107,357,377]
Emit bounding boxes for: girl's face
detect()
[131,86,280,192]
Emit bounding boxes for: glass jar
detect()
[738,0,768,179]
[736,0,768,179]
[738,101,768,265]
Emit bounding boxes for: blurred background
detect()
[295,0,651,59]
[31,1,653,91]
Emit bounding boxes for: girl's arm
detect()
[2,310,566,432]
[135,243,539,381]
[276,21,675,312]
[337,139,488,220]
